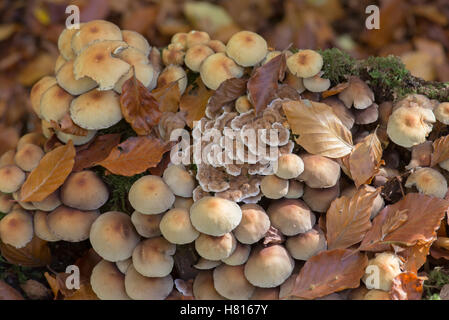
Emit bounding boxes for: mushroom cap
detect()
[207,40,226,53]
[302,184,340,213]
[354,103,379,125]
[14,143,44,172]
[40,84,73,122]
[362,252,402,291]
[70,89,123,130]
[124,264,173,300]
[56,60,97,95]
[387,105,435,148]
[91,260,130,300]
[162,165,196,197]
[0,150,15,168]
[132,237,176,277]
[157,65,188,95]
[0,165,25,193]
[244,245,294,288]
[184,45,214,72]
[55,54,67,73]
[235,95,252,114]
[286,228,327,260]
[267,199,316,236]
[0,194,13,214]
[233,204,270,244]
[434,102,449,125]
[116,258,132,274]
[171,32,188,49]
[128,175,175,215]
[190,196,242,236]
[30,76,57,117]
[71,20,122,54]
[250,287,280,300]
[298,154,341,188]
[162,44,185,66]
[32,190,61,212]
[285,72,306,94]
[17,133,46,151]
[405,167,448,199]
[213,264,255,300]
[194,258,222,270]
[226,31,267,67]
[200,53,244,90]
[260,175,289,199]
[122,30,151,56]
[89,211,140,262]
[130,211,162,238]
[186,30,210,48]
[285,180,304,199]
[33,211,60,242]
[41,120,53,138]
[11,190,35,211]
[61,170,109,210]
[0,209,33,248]
[47,206,99,242]
[263,51,282,65]
[73,40,130,91]
[193,271,226,300]
[287,50,323,78]
[339,76,375,110]
[173,197,194,210]
[160,207,199,244]
[195,233,237,261]
[221,243,251,266]
[303,73,331,93]
[275,154,304,179]
[57,27,78,60]
[56,129,97,146]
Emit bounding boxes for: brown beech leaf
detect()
[207,77,248,114]
[73,134,121,172]
[283,100,353,158]
[287,249,367,300]
[64,284,98,300]
[120,74,162,135]
[399,241,432,273]
[349,132,383,188]
[152,81,181,113]
[430,246,449,260]
[0,280,24,300]
[248,53,286,115]
[389,272,425,300]
[20,140,75,202]
[96,135,172,176]
[50,113,88,137]
[431,134,449,167]
[179,78,213,128]
[322,82,349,99]
[0,237,51,267]
[360,193,449,252]
[326,186,381,250]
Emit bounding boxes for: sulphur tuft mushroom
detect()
[91,260,130,300]
[71,20,123,54]
[0,209,33,248]
[121,30,151,56]
[226,31,268,67]
[30,76,57,117]
[260,175,289,199]
[200,53,244,90]
[285,180,304,199]
[193,271,226,300]
[298,154,341,188]
[162,165,195,198]
[275,153,304,180]
[233,204,270,244]
[132,237,176,277]
[303,72,331,93]
[362,252,402,292]
[286,50,323,78]
[130,211,162,238]
[32,190,61,212]
[213,264,255,300]
[184,45,214,72]
[39,84,73,122]
[302,184,340,213]
[157,65,188,95]
[124,264,173,300]
[338,76,375,110]
[160,207,199,244]
[267,199,316,236]
[221,242,251,266]
[405,167,448,199]
[33,211,60,242]
[0,194,13,214]
[286,228,327,260]
[56,60,97,96]
[14,143,44,172]
[0,165,25,193]
[195,233,237,261]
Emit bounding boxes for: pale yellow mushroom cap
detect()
[122,30,151,56]
[71,20,122,54]
[128,175,175,215]
[221,243,251,266]
[160,207,199,244]
[130,211,162,238]
[275,154,304,179]
[17,133,46,151]
[244,245,294,288]
[233,204,270,244]
[287,50,323,78]
[213,264,255,300]
[0,209,33,248]
[47,206,99,242]
[33,211,60,242]
[116,258,132,274]
[56,129,97,146]
[186,30,210,48]
[173,197,194,210]
[193,271,226,300]
[194,258,222,270]
[132,237,175,278]
[0,165,25,193]
[207,40,226,53]
[14,143,44,172]
[12,191,35,211]
[286,228,327,260]
[89,211,140,262]
[298,154,341,188]
[56,60,97,95]
[162,165,196,197]
[32,190,61,212]
[434,102,449,125]
[195,233,237,261]
[40,85,73,122]
[302,184,340,213]
[30,76,57,117]
[73,40,130,91]
[200,53,244,90]
[55,55,66,74]
[124,264,173,300]
[184,44,214,72]
[285,180,304,199]
[405,167,448,199]
[235,95,252,114]
[260,175,289,199]
[267,199,316,236]
[61,170,109,210]
[157,65,188,95]
[303,73,331,93]
[0,194,13,214]
[58,26,83,60]
[162,43,185,66]
[362,252,402,292]
[226,31,268,67]
[91,260,130,300]
[171,32,188,49]
[190,196,242,236]
[0,150,15,169]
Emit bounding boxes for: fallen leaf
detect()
[326,186,381,250]
[431,134,449,167]
[360,193,449,252]
[322,82,349,99]
[399,241,432,273]
[179,78,213,128]
[389,272,425,300]
[430,246,449,260]
[20,140,75,202]
[286,249,367,300]
[247,54,286,115]
[0,280,24,300]
[73,134,121,172]
[64,283,98,300]
[283,100,353,158]
[50,114,88,137]
[349,132,383,188]
[44,272,59,299]
[0,237,51,267]
[97,135,172,176]
[20,279,51,300]
[120,74,163,135]
[207,77,248,115]
[152,81,181,113]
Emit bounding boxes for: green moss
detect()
[97,119,136,142]
[319,48,357,84]
[423,267,449,300]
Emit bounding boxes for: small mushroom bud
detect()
[130,211,162,238]
[260,175,289,199]
[267,199,316,236]
[173,196,194,210]
[0,150,16,168]
[287,50,323,78]
[193,271,226,300]
[33,211,60,242]
[362,252,402,291]
[186,30,210,48]
[213,264,255,300]
[405,167,448,199]
[0,209,33,248]
[162,43,185,66]
[303,72,331,93]
[207,40,226,53]
[124,264,173,300]
[234,204,270,245]
[0,194,13,214]
[39,85,73,122]
[195,233,237,261]
[17,133,46,150]
[0,165,25,193]
[160,207,199,244]
[185,45,214,72]
[303,184,340,213]
[14,144,44,172]
[91,260,130,300]
[226,31,268,67]
[200,53,244,90]
[354,103,379,125]
[171,33,188,50]
[158,65,188,95]
[285,180,304,199]
[122,30,151,56]
[235,95,253,114]
[132,237,175,277]
[56,60,97,96]
[30,76,57,117]
[286,228,327,260]
[275,153,304,179]
[162,165,196,197]
[221,243,251,266]
[338,76,375,110]
[298,154,341,188]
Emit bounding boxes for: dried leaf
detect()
[120,74,162,135]
[431,134,449,167]
[349,132,383,188]
[20,140,75,202]
[389,272,424,300]
[322,82,349,99]
[73,134,121,172]
[97,135,172,176]
[360,193,449,251]
[247,54,286,115]
[152,81,181,113]
[20,279,51,300]
[0,280,24,300]
[283,100,353,158]
[326,186,381,250]
[179,78,213,128]
[50,114,88,137]
[287,249,367,300]
[0,237,51,267]
[44,272,59,299]
[207,77,248,114]
[64,284,98,300]
[399,241,432,273]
